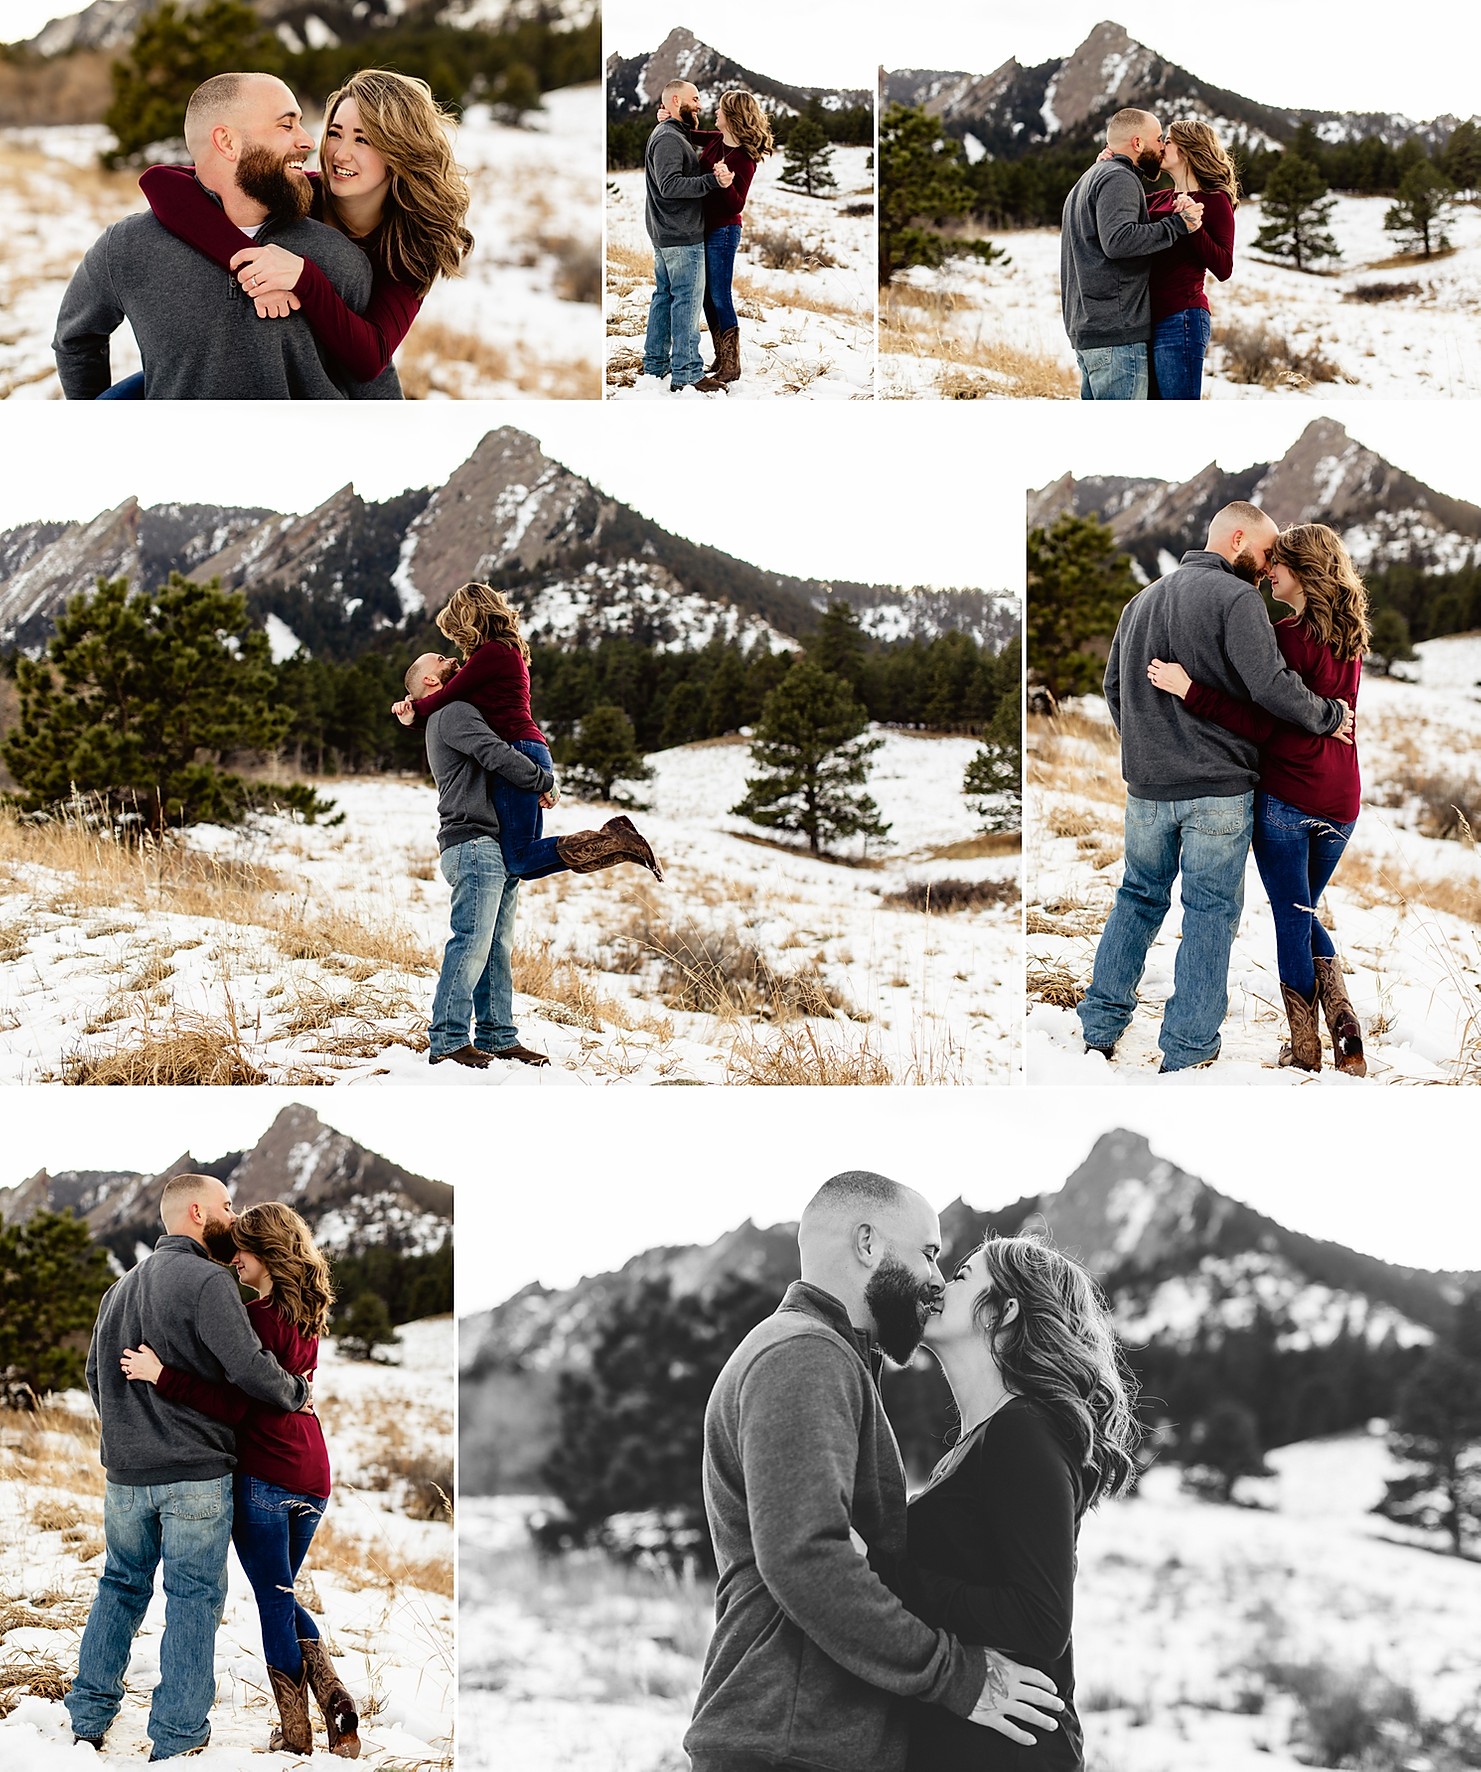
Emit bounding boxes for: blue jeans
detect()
[232,1476,326,1676]
[65,1476,232,1757]
[1152,307,1211,400]
[1251,792,1356,1000]
[492,740,566,881]
[644,243,706,386]
[1076,341,1148,400]
[96,372,146,400]
[1079,792,1254,1069]
[703,224,742,337]
[429,835,520,1055]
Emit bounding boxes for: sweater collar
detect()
[1179,549,1242,577]
[153,1233,216,1261]
[779,1280,881,1375]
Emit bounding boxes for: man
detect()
[1060,108,1202,400]
[1078,502,1355,1073]
[642,79,733,393]
[54,72,400,400]
[65,1174,309,1761]
[685,1171,1063,1772]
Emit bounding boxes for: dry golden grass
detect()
[1027,964,1086,1009]
[58,1008,268,1086]
[726,1023,894,1085]
[0,1657,72,1719]
[1046,805,1098,839]
[879,286,1079,399]
[0,920,27,962]
[1338,852,1481,926]
[310,1518,453,1600]
[395,319,598,401]
[920,831,1022,860]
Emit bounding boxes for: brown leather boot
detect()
[299,1637,360,1759]
[556,819,663,881]
[268,1661,313,1755]
[1313,954,1367,1077]
[714,325,741,383]
[1277,983,1322,1072]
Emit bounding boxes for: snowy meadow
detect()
[881,195,1481,400]
[0,85,602,402]
[1026,634,1481,1084]
[605,146,875,399]
[0,1317,454,1771]
[0,732,1021,1086]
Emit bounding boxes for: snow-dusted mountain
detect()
[606,25,868,121]
[1028,418,1481,583]
[0,1103,451,1270]
[884,19,1467,161]
[0,428,1016,658]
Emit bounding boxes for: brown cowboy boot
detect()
[1277,983,1322,1073]
[714,325,741,383]
[268,1661,313,1755]
[556,819,664,881]
[299,1638,361,1759]
[1313,954,1367,1077]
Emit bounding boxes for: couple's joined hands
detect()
[229,244,307,319]
[1147,658,1355,743]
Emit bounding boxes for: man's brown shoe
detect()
[429,1044,491,1068]
[484,1044,551,1067]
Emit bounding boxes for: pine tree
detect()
[1384,160,1456,258]
[1253,150,1340,270]
[1375,1345,1481,1554]
[1441,119,1481,196]
[3,574,292,832]
[879,103,1007,283]
[963,694,1021,834]
[1368,606,1418,676]
[779,112,837,198]
[0,1212,115,1406]
[732,661,890,857]
[1180,1400,1272,1503]
[808,598,869,694]
[559,703,652,803]
[334,1292,400,1364]
[1027,513,1141,702]
[103,0,274,167]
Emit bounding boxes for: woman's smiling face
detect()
[323,97,390,208]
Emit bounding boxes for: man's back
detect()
[54,209,401,400]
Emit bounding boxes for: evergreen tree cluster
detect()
[0,1211,115,1407]
[329,1239,452,1331]
[1374,1289,1481,1554]
[103,0,599,165]
[879,104,1006,284]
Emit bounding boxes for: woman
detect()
[1145,119,1238,399]
[692,90,775,386]
[120,1205,360,1758]
[1147,522,1369,1074]
[905,1234,1140,1770]
[392,581,664,881]
[118,69,472,394]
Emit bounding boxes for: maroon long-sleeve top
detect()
[154,1294,331,1497]
[1146,187,1236,322]
[411,640,547,746]
[1184,617,1362,823]
[693,131,758,231]
[139,165,422,383]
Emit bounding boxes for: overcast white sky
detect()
[880,2,1481,122]
[2,406,1015,592]
[1,1,72,41]
[604,4,874,91]
[1015,406,1475,506]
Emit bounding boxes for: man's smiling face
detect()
[232,77,315,221]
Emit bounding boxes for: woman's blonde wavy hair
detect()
[437,581,529,663]
[231,1203,334,1340]
[965,1234,1141,1511]
[1168,117,1240,206]
[1270,522,1372,662]
[320,70,474,296]
[718,89,775,162]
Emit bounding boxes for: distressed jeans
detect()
[1075,340,1148,400]
[65,1476,232,1758]
[1079,792,1254,1069]
[1251,791,1356,999]
[643,243,707,386]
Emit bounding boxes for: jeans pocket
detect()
[161,1478,227,1521]
[1126,796,1160,825]
[1188,802,1250,838]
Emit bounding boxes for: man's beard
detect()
[236,143,312,222]
[1230,548,1267,586]
[677,103,700,130]
[865,1257,938,1365]
[1135,147,1165,179]
[202,1215,239,1265]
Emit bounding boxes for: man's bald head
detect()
[159,1172,230,1234]
[184,73,286,158]
[797,1172,944,1361]
[404,652,454,696]
[1106,108,1160,150]
[1207,501,1279,583]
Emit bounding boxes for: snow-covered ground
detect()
[882,193,1481,400]
[460,1430,1480,1772]
[606,145,874,399]
[1027,633,1481,1084]
[0,85,601,401]
[0,1317,453,1770]
[0,731,1022,1085]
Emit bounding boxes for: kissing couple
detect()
[686,1170,1141,1772]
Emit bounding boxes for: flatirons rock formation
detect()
[885,19,1467,160]
[1028,418,1481,581]
[606,25,868,120]
[0,1103,450,1271]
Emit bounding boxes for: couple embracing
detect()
[1079,505,1371,1076]
[685,1170,1139,1772]
[64,1175,358,1760]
